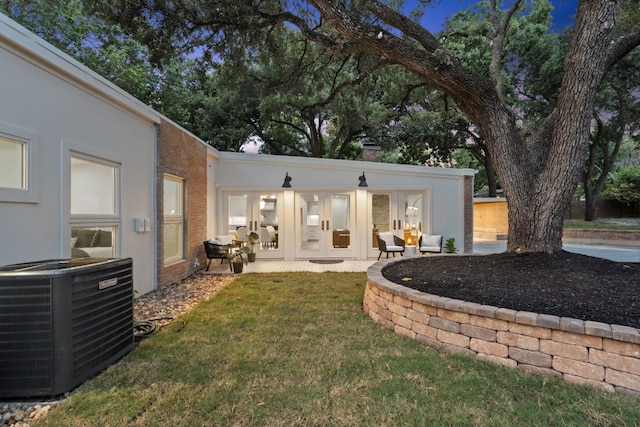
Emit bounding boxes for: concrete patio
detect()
[203,240,640,274]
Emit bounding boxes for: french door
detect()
[225,193,283,258]
[368,192,425,258]
[295,191,356,258]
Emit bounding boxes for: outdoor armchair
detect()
[203,240,232,271]
[419,234,443,254]
[376,232,405,260]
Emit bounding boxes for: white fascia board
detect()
[217,151,476,178]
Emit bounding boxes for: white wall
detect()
[0,15,158,294]
[212,152,473,256]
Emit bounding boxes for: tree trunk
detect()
[484,155,498,198]
[494,1,622,253]
[584,192,599,221]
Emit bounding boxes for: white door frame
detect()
[295,191,356,259]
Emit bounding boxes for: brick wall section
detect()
[158,119,208,287]
[364,258,640,395]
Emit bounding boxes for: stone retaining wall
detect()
[562,229,640,247]
[364,259,640,395]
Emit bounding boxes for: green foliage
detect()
[246,232,260,253]
[224,245,250,264]
[444,237,457,253]
[602,165,640,207]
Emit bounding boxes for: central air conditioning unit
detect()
[0,257,134,398]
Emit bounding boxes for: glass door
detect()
[225,193,283,258]
[368,192,424,258]
[295,192,355,258]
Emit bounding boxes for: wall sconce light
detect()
[358,172,368,187]
[282,172,292,188]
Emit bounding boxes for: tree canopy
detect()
[11,0,640,254]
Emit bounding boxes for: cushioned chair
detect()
[376,232,405,260]
[203,240,232,271]
[260,227,273,248]
[266,226,277,248]
[235,226,248,246]
[419,234,443,254]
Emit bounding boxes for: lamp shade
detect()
[405,206,419,217]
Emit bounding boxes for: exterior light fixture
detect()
[282,172,292,188]
[358,172,368,187]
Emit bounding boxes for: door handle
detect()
[327,220,330,230]
[393,220,396,230]
[321,220,324,231]
[254,220,257,231]
[398,220,402,229]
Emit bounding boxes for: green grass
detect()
[34,273,640,427]
[563,218,640,230]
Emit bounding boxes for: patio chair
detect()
[419,234,443,254]
[203,240,232,271]
[260,227,273,248]
[376,232,405,260]
[266,225,277,248]
[235,226,248,246]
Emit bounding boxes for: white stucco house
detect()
[0,13,475,295]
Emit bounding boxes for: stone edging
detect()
[364,257,640,395]
[562,229,640,247]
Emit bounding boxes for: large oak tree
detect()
[89,0,640,253]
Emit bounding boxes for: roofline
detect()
[215,151,476,177]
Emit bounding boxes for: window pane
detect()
[164,177,183,215]
[71,156,116,215]
[227,194,247,233]
[0,136,25,189]
[163,174,184,263]
[164,223,182,260]
[71,226,115,258]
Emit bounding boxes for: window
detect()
[0,123,39,203]
[164,174,184,264]
[0,136,25,189]
[70,156,117,215]
[69,153,119,258]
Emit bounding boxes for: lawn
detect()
[33,273,640,427]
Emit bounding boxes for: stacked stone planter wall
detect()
[364,260,640,395]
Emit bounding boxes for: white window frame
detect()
[69,151,121,258]
[0,122,39,203]
[163,174,185,265]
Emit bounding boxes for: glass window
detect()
[69,153,120,258]
[70,156,117,215]
[71,226,116,258]
[164,174,184,263]
[0,136,25,190]
[0,124,38,203]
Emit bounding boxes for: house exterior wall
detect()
[0,15,157,294]
[157,119,209,287]
[211,152,475,257]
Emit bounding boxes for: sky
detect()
[408,0,579,33]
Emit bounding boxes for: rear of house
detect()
[1,13,475,296]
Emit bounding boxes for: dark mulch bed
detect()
[382,251,640,329]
